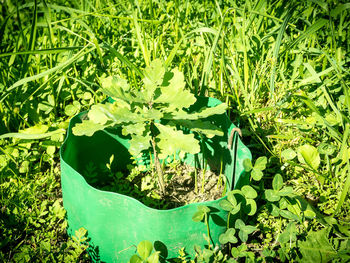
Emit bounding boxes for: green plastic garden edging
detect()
[60,97,252,262]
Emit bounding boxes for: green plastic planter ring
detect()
[60,97,251,262]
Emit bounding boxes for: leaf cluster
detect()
[73,59,226,159]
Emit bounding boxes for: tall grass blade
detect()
[199,11,227,96]
[287,18,328,51]
[21,0,38,76]
[334,124,350,215]
[3,45,95,102]
[270,9,293,97]
[102,43,144,78]
[132,10,150,66]
[0,129,65,140]
[295,95,342,142]
[0,47,83,58]
[165,27,218,67]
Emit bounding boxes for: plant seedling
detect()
[243,156,267,181]
[129,240,160,263]
[72,59,227,195]
[192,205,212,247]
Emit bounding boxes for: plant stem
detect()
[205,213,211,248]
[150,131,165,196]
[194,157,198,193]
[201,159,207,194]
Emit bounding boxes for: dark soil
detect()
[162,164,225,208]
[85,162,225,210]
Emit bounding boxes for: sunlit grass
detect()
[0,0,349,261]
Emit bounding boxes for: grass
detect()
[1,0,349,261]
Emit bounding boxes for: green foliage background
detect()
[0,0,349,261]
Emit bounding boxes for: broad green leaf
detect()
[265,189,280,202]
[230,202,241,215]
[251,168,263,181]
[231,244,249,258]
[270,204,280,217]
[147,252,160,263]
[219,200,233,211]
[64,101,80,116]
[198,205,210,213]
[155,123,200,156]
[192,211,205,222]
[196,103,227,118]
[155,68,196,110]
[278,222,297,244]
[202,249,214,261]
[143,59,165,86]
[122,123,147,136]
[100,76,145,103]
[299,228,337,263]
[141,108,163,121]
[104,103,145,124]
[278,186,294,197]
[243,159,253,172]
[235,219,245,229]
[143,59,165,101]
[227,191,237,206]
[169,103,227,120]
[137,240,153,260]
[279,198,288,209]
[129,255,143,263]
[129,133,151,156]
[297,144,320,170]
[244,199,257,216]
[238,230,249,243]
[254,156,267,170]
[72,120,105,137]
[100,76,130,100]
[241,185,257,199]
[88,105,109,125]
[170,120,223,138]
[304,209,316,218]
[241,225,257,234]
[272,174,283,191]
[219,228,237,244]
[317,142,336,156]
[281,148,297,160]
[279,210,299,221]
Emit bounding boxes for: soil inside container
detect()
[82,160,226,209]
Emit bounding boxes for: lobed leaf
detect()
[72,120,105,137]
[155,123,200,156]
[155,69,196,110]
[129,133,152,156]
[88,105,109,125]
[170,120,223,138]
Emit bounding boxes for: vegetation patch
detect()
[0,0,349,262]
